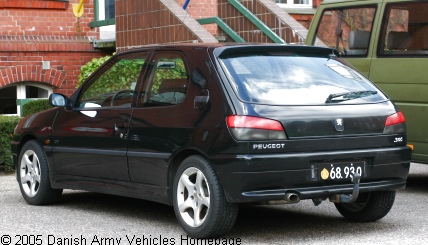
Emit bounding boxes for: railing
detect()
[197,17,246,42]
[231,0,307,44]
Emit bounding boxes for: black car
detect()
[11,44,411,238]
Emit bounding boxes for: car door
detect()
[126,50,197,188]
[368,1,428,162]
[51,51,150,180]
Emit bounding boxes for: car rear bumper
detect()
[210,146,411,203]
[240,179,406,201]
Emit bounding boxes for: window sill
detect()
[280,7,316,15]
[90,19,116,28]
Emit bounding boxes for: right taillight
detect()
[226,115,287,140]
[384,112,406,134]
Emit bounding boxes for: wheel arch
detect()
[167,148,209,204]
[14,134,38,169]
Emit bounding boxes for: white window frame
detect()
[98,0,107,21]
[2,83,53,116]
[276,0,313,8]
[96,0,116,40]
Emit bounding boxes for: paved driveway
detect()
[1,163,428,244]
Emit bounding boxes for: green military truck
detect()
[306,0,428,163]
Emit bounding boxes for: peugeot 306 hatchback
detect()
[11,44,411,238]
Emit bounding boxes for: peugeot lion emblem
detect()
[334,118,344,132]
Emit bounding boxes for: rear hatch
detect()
[246,102,402,153]
[215,45,406,152]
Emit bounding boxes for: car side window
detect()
[78,52,147,108]
[378,2,428,56]
[314,6,376,56]
[141,52,189,106]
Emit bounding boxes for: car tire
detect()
[17,140,63,205]
[334,190,396,222]
[173,155,239,238]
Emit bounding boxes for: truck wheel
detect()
[173,155,239,238]
[334,191,396,222]
[17,140,62,205]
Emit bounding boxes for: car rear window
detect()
[218,51,388,105]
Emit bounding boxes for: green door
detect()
[368,1,428,162]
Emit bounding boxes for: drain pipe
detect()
[183,0,190,10]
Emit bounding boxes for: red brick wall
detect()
[176,0,218,35]
[0,0,107,97]
[313,0,322,8]
[288,0,322,29]
[290,14,313,29]
[217,0,306,43]
[0,0,97,38]
[0,43,104,96]
[115,0,217,51]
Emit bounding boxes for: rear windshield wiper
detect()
[325,90,378,103]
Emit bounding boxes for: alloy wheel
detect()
[20,150,41,197]
[176,167,210,227]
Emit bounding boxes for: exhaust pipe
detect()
[261,192,300,205]
[285,193,300,203]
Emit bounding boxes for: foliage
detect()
[152,58,188,93]
[76,53,188,100]
[22,100,53,117]
[76,54,113,88]
[0,116,21,172]
[82,58,145,100]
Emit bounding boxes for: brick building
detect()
[0,0,322,115]
[0,0,110,116]
[114,0,318,51]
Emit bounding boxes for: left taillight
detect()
[226,115,287,140]
[383,112,406,134]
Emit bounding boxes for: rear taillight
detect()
[384,112,406,134]
[226,115,287,140]
[385,112,405,126]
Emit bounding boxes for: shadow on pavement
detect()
[405,163,428,193]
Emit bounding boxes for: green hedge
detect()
[1,100,53,172]
[22,99,53,117]
[0,116,21,172]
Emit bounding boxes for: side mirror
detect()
[49,93,69,107]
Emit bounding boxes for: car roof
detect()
[119,42,269,51]
[118,43,338,57]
